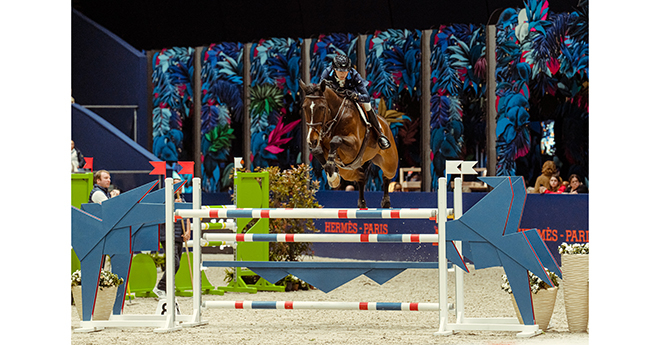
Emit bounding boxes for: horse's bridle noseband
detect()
[304,95,348,143]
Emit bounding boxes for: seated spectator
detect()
[533,160,561,193]
[388,181,403,192]
[564,174,589,194]
[540,175,566,194]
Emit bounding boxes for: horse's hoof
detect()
[327,172,340,188]
[381,200,391,209]
[358,201,367,208]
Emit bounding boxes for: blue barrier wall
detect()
[310,191,588,266]
[197,190,588,266]
[71,9,149,149]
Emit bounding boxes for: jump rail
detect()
[203,233,440,243]
[203,301,441,311]
[176,207,445,220]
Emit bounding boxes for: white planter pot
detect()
[71,285,118,321]
[511,286,558,331]
[561,254,589,332]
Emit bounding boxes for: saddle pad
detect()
[352,100,369,126]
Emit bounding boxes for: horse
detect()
[299,79,398,208]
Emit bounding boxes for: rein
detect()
[305,95,348,140]
[304,92,371,171]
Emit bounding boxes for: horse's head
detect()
[300,79,330,149]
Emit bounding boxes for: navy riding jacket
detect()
[319,67,370,103]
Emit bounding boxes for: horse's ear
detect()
[320,79,326,92]
[299,79,306,96]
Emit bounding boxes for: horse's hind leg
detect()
[381,176,391,208]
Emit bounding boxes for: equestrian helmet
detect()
[332,54,351,72]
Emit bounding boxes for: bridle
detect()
[304,91,371,171]
[304,94,348,145]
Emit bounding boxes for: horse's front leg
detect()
[324,136,343,189]
[381,177,391,208]
[355,166,367,208]
[310,144,327,166]
[356,180,367,208]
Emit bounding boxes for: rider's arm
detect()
[319,67,332,83]
[351,70,370,103]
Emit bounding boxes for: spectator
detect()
[564,174,589,194]
[88,169,113,271]
[533,161,561,193]
[89,170,112,203]
[345,185,355,191]
[153,173,190,299]
[388,181,403,192]
[71,140,85,172]
[540,175,566,194]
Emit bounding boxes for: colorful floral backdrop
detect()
[149,0,588,192]
[200,43,244,192]
[151,47,195,187]
[495,0,588,181]
[429,23,487,190]
[249,38,302,170]
[364,29,421,191]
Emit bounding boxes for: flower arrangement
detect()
[558,242,589,255]
[502,269,560,294]
[71,270,124,290]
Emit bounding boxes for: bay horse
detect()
[299,79,398,208]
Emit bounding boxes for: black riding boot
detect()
[367,109,391,149]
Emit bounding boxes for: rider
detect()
[319,54,391,150]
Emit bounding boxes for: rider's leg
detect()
[362,102,391,150]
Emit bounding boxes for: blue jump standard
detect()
[204,261,447,293]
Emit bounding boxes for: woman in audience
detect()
[564,174,589,194]
[540,175,566,194]
[533,160,561,193]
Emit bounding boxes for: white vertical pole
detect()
[191,177,202,322]
[164,177,176,328]
[435,177,452,335]
[453,177,464,323]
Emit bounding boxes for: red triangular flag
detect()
[177,161,194,175]
[149,161,166,175]
[83,157,93,171]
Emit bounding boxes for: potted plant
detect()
[258,164,321,262]
[558,242,589,332]
[502,269,560,331]
[231,164,321,291]
[71,269,124,320]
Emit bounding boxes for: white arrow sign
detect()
[445,160,478,176]
[446,161,463,175]
[460,161,477,175]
